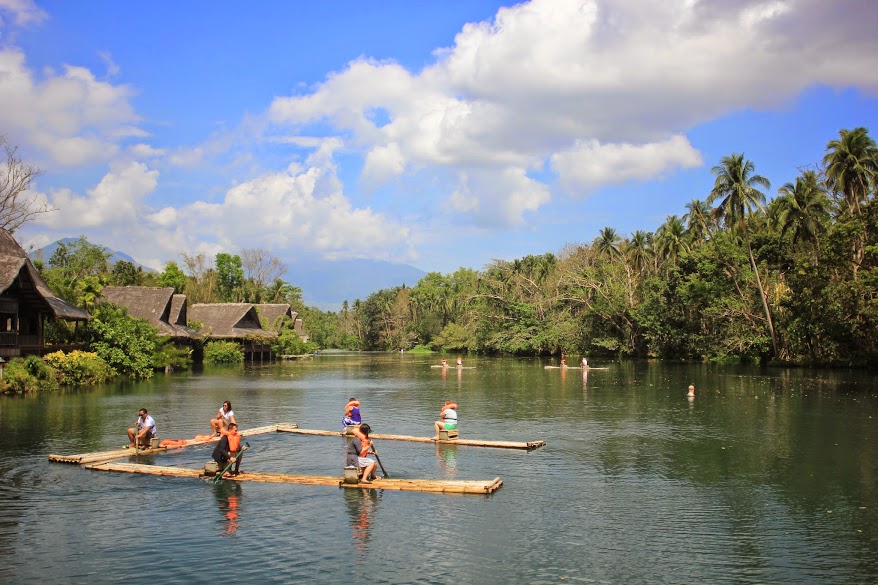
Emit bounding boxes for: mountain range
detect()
[30,239,427,311]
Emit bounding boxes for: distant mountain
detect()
[30,239,427,312]
[287,258,426,311]
[29,238,156,272]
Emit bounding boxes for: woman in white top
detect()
[210,401,236,435]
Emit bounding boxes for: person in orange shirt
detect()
[212,423,248,478]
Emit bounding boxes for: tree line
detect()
[308,127,878,367]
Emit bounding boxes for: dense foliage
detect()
[312,128,878,367]
[43,350,115,385]
[203,340,245,364]
[0,355,59,394]
[84,303,163,379]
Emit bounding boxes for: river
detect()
[1,353,876,584]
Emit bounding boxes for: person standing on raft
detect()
[346,423,379,483]
[343,398,362,429]
[210,401,236,436]
[213,423,247,477]
[434,400,458,439]
[127,408,156,449]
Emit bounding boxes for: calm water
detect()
[1,354,876,584]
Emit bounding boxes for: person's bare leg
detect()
[127,428,136,447]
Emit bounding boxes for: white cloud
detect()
[175,158,415,261]
[265,0,878,227]
[362,142,405,186]
[0,49,141,166]
[36,161,158,229]
[551,135,702,192]
[0,0,46,27]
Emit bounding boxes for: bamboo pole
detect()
[276,425,545,450]
[49,423,297,465]
[85,462,503,494]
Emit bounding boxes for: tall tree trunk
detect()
[747,239,779,357]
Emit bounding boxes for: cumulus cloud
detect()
[266,0,878,226]
[36,161,158,229]
[175,154,415,261]
[0,49,141,166]
[551,135,702,192]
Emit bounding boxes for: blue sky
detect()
[2,0,877,276]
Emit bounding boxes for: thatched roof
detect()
[189,303,276,339]
[100,286,199,339]
[0,229,90,320]
[254,303,295,332]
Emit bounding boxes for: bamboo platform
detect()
[48,423,295,465]
[276,424,546,450]
[84,461,503,494]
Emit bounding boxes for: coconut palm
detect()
[683,199,713,245]
[707,153,778,357]
[655,215,689,269]
[774,171,830,258]
[823,127,878,215]
[625,230,652,275]
[595,227,621,257]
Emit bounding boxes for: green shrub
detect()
[271,329,318,356]
[44,350,115,385]
[204,341,244,364]
[152,339,193,371]
[85,303,159,379]
[0,356,60,394]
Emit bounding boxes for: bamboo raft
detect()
[84,461,503,495]
[276,424,546,450]
[48,424,293,465]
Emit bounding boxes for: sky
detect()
[1,0,877,276]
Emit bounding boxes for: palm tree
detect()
[823,127,878,216]
[625,230,652,275]
[683,199,713,245]
[595,227,621,257]
[774,171,829,260]
[655,215,689,269]
[707,153,778,357]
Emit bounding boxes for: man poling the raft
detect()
[212,423,248,479]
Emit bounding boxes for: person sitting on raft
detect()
[212,423,247,478]
[440,358,448,367]
[581,356,588,367]
[210,400,236,436]
[127,408,156,449]
[560,357,567,368]
[456,356,463,366]
[434,400,458,439]
[346,423,379,483]
[343,397,362,429]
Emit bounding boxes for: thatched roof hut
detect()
[100,286,199,339]
[189,303,276,340]
[0,229,89,321]
[254,303,295,332]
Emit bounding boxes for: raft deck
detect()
[277,424,546,450]
[85,461,502,495]
[48,424,293,465]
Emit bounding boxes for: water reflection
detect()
[344,488,380,557]
[436,444,458,477]
[213,482,243,537]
